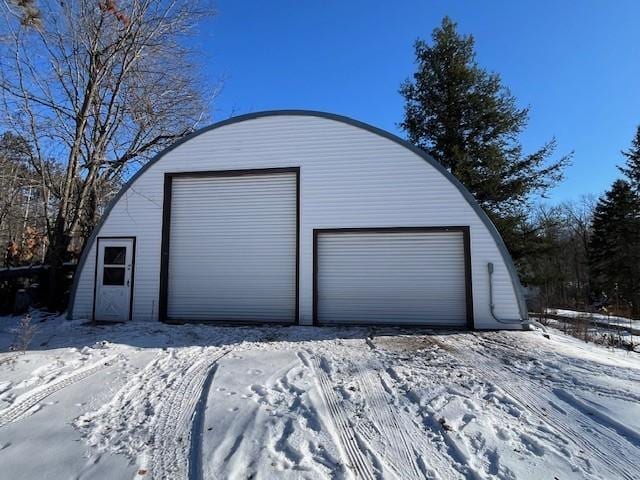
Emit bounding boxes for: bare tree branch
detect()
[0,0,216,307]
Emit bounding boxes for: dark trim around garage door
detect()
[312,226,474,328]
[158,167,300,324]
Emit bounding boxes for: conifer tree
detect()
[619,125,640,193]
[589,180,640,316]
[400,17,570,259]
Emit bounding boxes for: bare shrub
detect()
[0,312,36,368]
[10,312,36,354]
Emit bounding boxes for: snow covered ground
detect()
[549,308,640,331]
[1,312,639,480]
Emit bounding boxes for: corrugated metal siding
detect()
[71,115,522,329]
[167,174,297,322]
[316,232,466,325]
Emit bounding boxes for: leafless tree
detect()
[526,195,596,312]
[0,132,50,265]
[0,0,215,307]
[559,195,597,305]
[4,0,41,28]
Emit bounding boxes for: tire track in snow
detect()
[356,370,420,478]
[552,387,640,446]
[74,348,230,480]
[311,354,377,480]
[378,369,483,480]
[355,368,442,480]
[477,334,640,402]
[462,334,639,480]
[149,349,230,480]
[0,355,118,427]
[188,360,219,480]
[311,341,463,480]
[366,338,479,479]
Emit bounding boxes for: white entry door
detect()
[94,238,134,322]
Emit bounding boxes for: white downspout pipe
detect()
[488,262,546,331]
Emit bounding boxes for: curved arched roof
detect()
[68,110,527,320]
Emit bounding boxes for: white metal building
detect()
[68,111,527,329]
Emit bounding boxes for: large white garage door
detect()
[315,229,469,326]
[167,172,297,323]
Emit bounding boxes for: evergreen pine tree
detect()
[619,125,640,193]
[399,17,570,259]
[589,180,640,316]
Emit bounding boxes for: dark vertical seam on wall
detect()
[295,167,301,325]
[462,226,475,329]
[129,237,137,321]
[158,174,173,322]
[91,238,101,322]
[312,229,319,326]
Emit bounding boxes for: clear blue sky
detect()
[197,0,640,203]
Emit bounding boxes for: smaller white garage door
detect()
[315,229,470,326]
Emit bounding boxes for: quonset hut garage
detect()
[68,111,527,329]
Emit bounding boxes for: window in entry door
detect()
[104,246,126,265]
[103,246,127,286]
